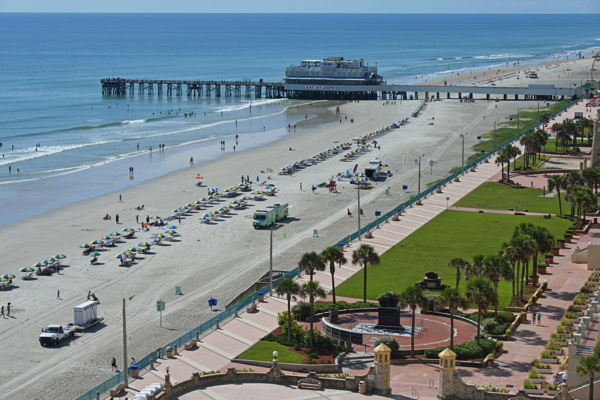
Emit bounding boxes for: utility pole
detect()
[537,100,540,124]
[357,186,361,241]
[493,121,497,150]
[160,299,163,328]
[122,298,128,387]
[269,227,273,295]
[460,133,467,176]
[417,156,422,203]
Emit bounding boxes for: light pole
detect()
[269,227,273,295]
[122,298,128,387]
[517,108,523,134]
[460,133,468,176]
[357,186,361,240]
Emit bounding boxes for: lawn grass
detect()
[464,100,572,165]
[453,182,564,214]
[335,211,572,309]
[237,341,305,363]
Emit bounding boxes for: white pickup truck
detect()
[39,325,74,346]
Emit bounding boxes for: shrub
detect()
[528,369,539,379]
[541,350,557,359]
[506,329,512,335]
[580,286,594,294]
[477,384,510,393]
[560,318,573,327]
[519,311,525,317]
[482,318,498,333]
[556,325,565,334]
[377,292,400,308]
[261,333,276,341]
[532,296,538,301]
[523,379,537,389]
[277,312,305,342]
[576,293,589,300]
[568,305,582,313]
[373,337,399,352]
[564,312,578,319]
[292,300,378,319]
[547,383,559,391]
[294,344,302,351]
[546,340,561,351]
[291,302,312,319]
[542,281,548,287]
[496,341,503,347]
[585,281,596,287]
[495,311,516,324]
[531,359,540,368]
[424,339,496,360]
[573,299,586,306]
[307,360,317,364]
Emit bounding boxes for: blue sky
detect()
[1,0,599,13]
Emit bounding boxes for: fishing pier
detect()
[101,78,285,98]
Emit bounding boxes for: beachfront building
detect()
[284,57,383,100]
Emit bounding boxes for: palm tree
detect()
[495,153,509,181]
[467,254,486,279]
[566,185,586,228]
[519,133,535,169]
[563,119,577,148]
[275,278,301,341]
[539,114,550,129]
[299,280,327,347]
[582,167,600,195]
[529,226,554,286]
[434,288,469,350]
[298,251,325,282]
[575,355,600,400]
[464,277,498,344]
[511,234,534,303]
[447,257,470,290]
[321,246,347,304]
[547,174,566,215]
[513,223,535,295]
[351,244,381,302]
[500,241,518,300]
[503,144,522,172]
[555,122,570,151]
[481,254,512,316]
[398,285,429,358]
[582,187,596,224]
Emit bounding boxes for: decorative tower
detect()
[438,348,457,399]
[373,343,392,395]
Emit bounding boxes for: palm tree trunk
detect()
[494,280,499,317]
[450,311,455,350]
[525,261,530,287]
[331,266,337,304]
[515,261,521,304]
[533,254,538,286]
[507,161,511,181]
[557,189,563,215]
[287,296,292,341]
[511,263,516,298]
[411,309,416,358]
[456,268,460,290]
[476,307,481,345]
[309,267,313,282]
[520,262,526,301]
[363,262,368,302]
[590,373,594,400]
[309,295,314,348]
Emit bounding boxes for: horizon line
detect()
[1,11,598,14]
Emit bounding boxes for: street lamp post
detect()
[357,186,361,240]
[122,298,128,387]
[269,227,273,296]
[460,133,468,176]
[417,155,422,204]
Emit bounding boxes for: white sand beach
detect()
[0,55,586,399]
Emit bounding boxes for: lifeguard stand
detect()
[329,180,337,193]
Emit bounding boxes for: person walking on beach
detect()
[119,194,122,202]
[312,185,316,194]
[6,303,10,318]
[299,183,302,191]
[116,214,119,224]
[146,215,150,224]
[247,175,250,183]
[136,215,139,223]
[537,313,542,326]
[178,215,181,225]
[87,291,91,301]
[57,290,61,300]
[0,307,4,318]
[111,356,117,372]
[233,145,236,152]
[532,311,536,325]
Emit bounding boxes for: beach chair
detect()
[153,238,162,245]
[21,273,33,280]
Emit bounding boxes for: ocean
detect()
[0,13,598,223]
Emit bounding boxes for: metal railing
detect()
[75,96,583,400]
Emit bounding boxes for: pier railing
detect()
[74,96,582,400]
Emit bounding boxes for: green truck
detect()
[253,203,290,228]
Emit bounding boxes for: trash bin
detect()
[359,380,367,394]
[258,292,264,302]
[130,365,139,378]
[338,243,344,252]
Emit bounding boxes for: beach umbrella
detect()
[194,176,203,179]
[46,257,59,264]
[167,225,177,229]
[79,244,92,249]
[115,252,133,259]
[54,254,67,260]
[128,247,144,252]
[19,267,35,273]
[149,216,162,220]
[381,163,389,167]
[240,196,252,202]
[101,236,114,241]
[109,232,122,237]
[0,277,6,283]
[154,233,168,239]
[231,199,243,205]
[2,274,15,280]
[138,242,152,248]
[89,252,101,257]
[201,213,213,219]
[121,228,134,233]
[165,230,178,235]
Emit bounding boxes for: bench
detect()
[184,339,197,350]
[109,383,126,397]
[246,302,257,313]
[297,378,322,390]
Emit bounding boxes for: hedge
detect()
[424,339,496,360]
